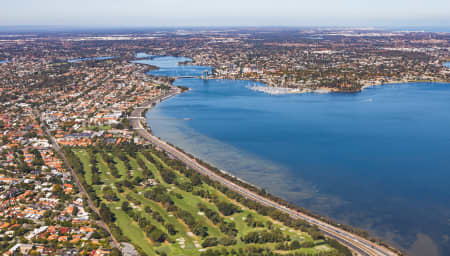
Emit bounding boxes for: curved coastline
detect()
[155,78,450,256]
[135,54,449,95]
[131,53,450,256]
[129,79,402,256]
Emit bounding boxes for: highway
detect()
[130,88,399,256]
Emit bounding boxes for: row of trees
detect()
[201,245,348,256]
[173,207,209,238]
[241,228,290,244]
[179,147,383,249]
[197,203,238,237]
[276,240,316,250]
[245,213,265,228]
[62,147,101,208]
[142,146,348,252]
[69,143,353,255]
[136,157,154,179]
[122,204,168,242]
[213,200,241,216]
[142,151,177,184]
[146,145,354,255]
[144,185,173,205]
[201,236,237,248]
[100,151,120,178]
[89,149,101,185]
[102,185,119,202]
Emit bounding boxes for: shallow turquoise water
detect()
[137,56,450,256]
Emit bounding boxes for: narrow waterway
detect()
[68,56,116,62]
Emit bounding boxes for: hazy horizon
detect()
[2,0,450,28]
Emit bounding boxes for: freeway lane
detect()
[130,88,398,256]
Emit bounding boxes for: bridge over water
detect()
[173,70,211,79]
[175,76,201,78]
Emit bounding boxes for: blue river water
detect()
[0,60,9,64]
[135,56,212,77]
[136,56,450,256]
[444,62,450,68]
[68,56,116,63]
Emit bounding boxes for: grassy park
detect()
[68,144,349,256]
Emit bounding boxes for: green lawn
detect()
[74,148,336,256]
[73,149,92,185]
[112,205,157,255]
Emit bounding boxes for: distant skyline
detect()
[1,0,450,27]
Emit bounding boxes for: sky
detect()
[1,0,450,28]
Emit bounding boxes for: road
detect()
[35,110,120,248]
[130,88,399,256]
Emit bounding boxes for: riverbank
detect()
[130,78,402,256]
[135,54,450,95]
[133,54,450,256]
[360,79,450,91]
[67,56,117,63]
[204,72,450,94]
[246,85,338,95]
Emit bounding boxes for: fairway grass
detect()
[74,148,336,256]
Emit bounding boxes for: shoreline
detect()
[239,77,450,95]
[188,59,450,94]
[135,55,449,95]
[246,84,339,95]
[129,79,401,256]
[196,73,449,95]
[360,79,450,91]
